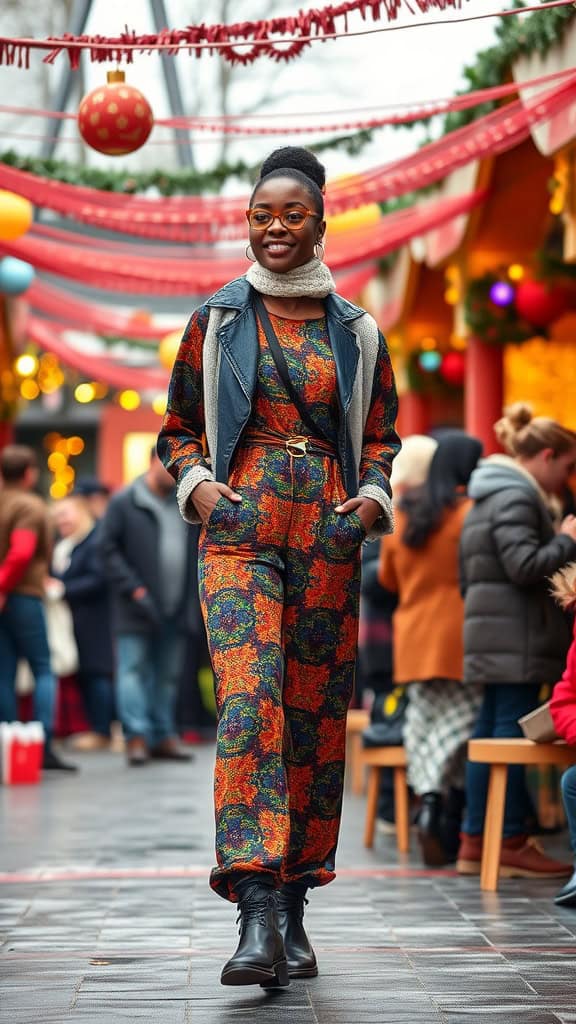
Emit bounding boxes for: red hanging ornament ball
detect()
[514,278,569,328]
[78,70,153,156]
[439,350,466,387]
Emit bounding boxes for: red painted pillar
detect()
[0,421,13,449]
[465,337,503,454]
[397,391,430,437]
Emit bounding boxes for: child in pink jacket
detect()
[550,562,576,906]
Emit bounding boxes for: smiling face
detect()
[248,175,326,273]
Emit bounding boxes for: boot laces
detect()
[236,891,273,931]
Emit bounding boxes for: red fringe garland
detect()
[0,1,467,68]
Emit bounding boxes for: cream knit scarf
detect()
[246,256,336,298]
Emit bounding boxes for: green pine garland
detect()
[0,129,373,196]
[464,272,537,346]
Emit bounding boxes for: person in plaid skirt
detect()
[379,431,483,866]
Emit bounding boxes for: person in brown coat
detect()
[379,431,483,865]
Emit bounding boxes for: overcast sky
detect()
[0,0,515,186]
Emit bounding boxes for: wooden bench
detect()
[361,745,410,854]
[346,708,370,795]
[468,737,576,892]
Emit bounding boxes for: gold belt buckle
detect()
[286,436,308,458]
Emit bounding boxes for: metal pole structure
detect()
[39,0,93,160]
[149,0,195,168]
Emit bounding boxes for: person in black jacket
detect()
[99,450,200,766]
[457,403,576,878]
[51,494,115,749]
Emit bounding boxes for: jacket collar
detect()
[207,275,366,323]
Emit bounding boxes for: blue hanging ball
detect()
[0,257,35,296]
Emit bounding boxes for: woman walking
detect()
[158,147,400,987]
[457,404,576,877]
[378,432,483,865]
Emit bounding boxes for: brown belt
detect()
[242,430,337,460]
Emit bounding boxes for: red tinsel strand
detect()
[0,2,571,68]
[0,0,495,69]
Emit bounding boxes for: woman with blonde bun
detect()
[457,403,576,878]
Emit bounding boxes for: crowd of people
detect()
[2,143,576,988]
[0,444,209,772]
[359,403,576,898]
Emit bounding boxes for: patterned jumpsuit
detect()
[160,302,398,902]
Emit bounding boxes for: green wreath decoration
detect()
[464,272,535,346]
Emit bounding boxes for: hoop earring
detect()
[314,241,325,261]
[245,244,256,262]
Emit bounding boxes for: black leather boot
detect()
[276,882,318,978]
[417,792,449,867]
[439,787,466,863]
[221,876,289,988]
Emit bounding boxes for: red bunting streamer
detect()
[1,190,485,295]
[28,267,379,342]
[0,66,574,135]
[28,281,170,340]
[0,72,573,243]
[24,267,389,391]
[0,1,572,70]
[26,317,169,391]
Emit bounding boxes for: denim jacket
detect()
[157,277,400,536]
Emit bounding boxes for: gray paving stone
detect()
[1,746,576,1022]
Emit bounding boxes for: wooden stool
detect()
[468,737,576,892]
[362,746,409,854]
[346,708,370,795]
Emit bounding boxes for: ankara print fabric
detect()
[252,313,339,444]
[157,304,211,487]
[199,314,363,902]
[200,445,363,902]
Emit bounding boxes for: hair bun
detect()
[494,402,533,454]
[259,146,326,192]
[504,402,533,431]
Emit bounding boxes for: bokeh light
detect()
[118,389,141,411]
[75,383,96,404]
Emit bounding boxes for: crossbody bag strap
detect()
[252,291,331,444]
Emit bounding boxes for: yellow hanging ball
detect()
[158,329,183,371]
[0,191,33,242]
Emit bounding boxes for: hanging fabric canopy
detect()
[3,190,485,295]
[27,265,380,339]
[0,73,573,242]
[27,317,169,390]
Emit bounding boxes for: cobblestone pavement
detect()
[2,745,576,1023]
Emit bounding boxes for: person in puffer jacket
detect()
[550,563,576,905]
[457,403,576,879]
